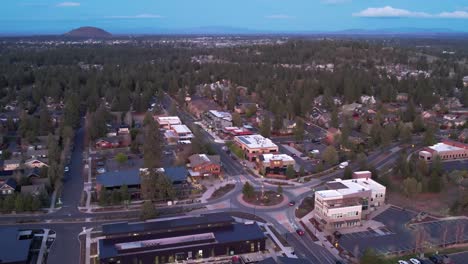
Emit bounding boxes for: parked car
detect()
[409,258,421,264]
[289,201,296,206]
[429,255,443,264]
[64,166,69,172]
[398,261,409,264]
[291,153,297,157]
[296,229,305,236]
[96,167,106,174]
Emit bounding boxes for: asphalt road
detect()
[59,123,85,217]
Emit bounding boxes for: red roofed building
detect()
[419,140,468,161]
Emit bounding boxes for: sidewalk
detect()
[36,229,50,264]
[300,210,342,261]
[262,224,297,258]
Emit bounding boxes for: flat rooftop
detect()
[0,228,32,263]
[102,213,233,236]
[429,142,465,152]
[209,110,232,121]
[171,124,193,134]
[235,134,277,149]
[317,178,385,199]
[260,153,294,163]
[156,116,181,124]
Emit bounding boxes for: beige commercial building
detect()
[314,176,386,230]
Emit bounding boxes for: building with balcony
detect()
[234,134,278,162]
[313,176,386,230]
[97,213,266,264]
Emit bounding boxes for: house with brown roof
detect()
[187,154,221,178]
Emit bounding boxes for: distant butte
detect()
[64,26,112,38]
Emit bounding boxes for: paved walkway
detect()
[300,210,342,261]
[48,190,58,213]
[262,223,297,258]
[80,228,93,264]
[36,229,50,264]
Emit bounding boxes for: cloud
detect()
[353,6,430,18]
[265,14,295,19]
[354,6,468,19]
[438,11,468,18]
[321,0,351,4]
[56,2,80,7]
[106,14,164,19]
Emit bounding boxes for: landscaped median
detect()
[208,183,235,200]
[241,181,284,207]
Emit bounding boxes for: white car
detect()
[64,166,69,172]
[398,261,409,264]
[96,167,106,174]
[338,161,349,169]
[409,259,421,264]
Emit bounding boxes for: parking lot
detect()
[442,159,468,172]
[339,206,417,256]
[449,251,468,264]
[339,206,468,257]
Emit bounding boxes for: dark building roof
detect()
[99,213,266,259]
[0,228,32,263]
[96,137,121,144]
[163,166,188,183]
[102,213,233,236]
[0,170,15,178]
[1,178,17,190]
[326,181,348,190]
[258,257,313,264]
[96,169,140,188]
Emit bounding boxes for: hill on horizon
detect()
[64,26,112,38]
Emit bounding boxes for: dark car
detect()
[296,229,305,236]
[291,153,297,157]
[429,255,443,264]
[289,201,296,206]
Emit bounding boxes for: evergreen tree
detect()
[322,146,339,166]
[140,201,158,220]
[242,182,255,199]
[294,118,305,141]
[286,165,296,179]
[260,115,272,138]
[143,117,162,169]
[232,112,242,127]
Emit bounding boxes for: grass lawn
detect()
[295,196,315,218]
[243,191,284,206]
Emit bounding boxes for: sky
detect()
[2,0,468,35]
